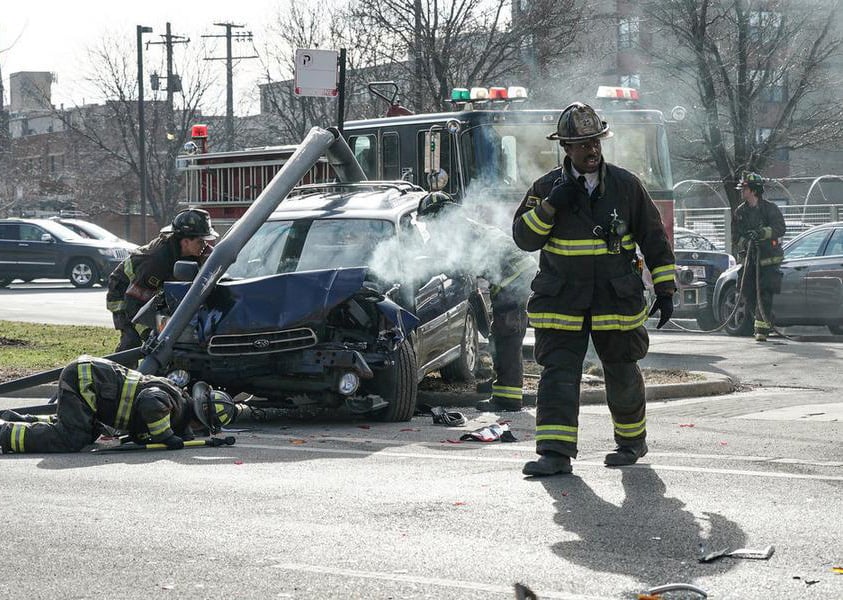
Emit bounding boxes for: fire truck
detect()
[179,83,704,317]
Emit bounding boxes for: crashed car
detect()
[143,182,489,421]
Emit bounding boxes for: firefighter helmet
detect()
[190,381,237,434]
[161,208,219,240]
[417,191,458,219]
[547,102,613,143]
[736,171,764,193]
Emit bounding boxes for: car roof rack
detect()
[289,180,423,197]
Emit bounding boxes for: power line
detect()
[202,23,258,151]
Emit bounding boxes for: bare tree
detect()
[643,0,843,207]
[348,0,584,112]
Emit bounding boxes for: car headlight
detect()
[690,265,706,280]
[98,248,123,259]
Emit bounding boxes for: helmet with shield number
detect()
[546,102,613,143]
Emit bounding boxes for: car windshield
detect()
[63,220,121,242]
[38,221,85,241]
[675,231,718,251]
[227,218,395,279]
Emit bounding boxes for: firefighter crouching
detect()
[416,192,537,412]
[106,209,218,354]
[0,355,237,454]
[732,171,786,342]
[512,102,676,477]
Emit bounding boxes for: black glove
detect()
[746,229,760,241]
[546,180,578,211]
[648,294,674,329]
[162,435,185,450]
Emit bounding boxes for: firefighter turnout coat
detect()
[513,160,676,331]
[732,198,786,268]
[1,356,193,454]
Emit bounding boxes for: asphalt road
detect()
[0,283,841,599]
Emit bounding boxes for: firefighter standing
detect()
[513,102,676,476]
[732,171,786,341]
[0,355,237,454]
[106,209,218,352]
[416,192,537,412]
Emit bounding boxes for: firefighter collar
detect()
[570,165,598,195]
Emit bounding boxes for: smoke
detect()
[368,180,533,288]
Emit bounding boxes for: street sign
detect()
[294,49,339,97]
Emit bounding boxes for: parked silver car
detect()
[713,221,843,335]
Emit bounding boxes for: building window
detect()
[756,128,773,144]
[749,11,783,42]
[618,17,640,50]
[620,74,641,89]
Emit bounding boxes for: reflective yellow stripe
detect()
[754,320,771,329]
[106,300,126,312]
[528,312,584,331]
[592,307,648,331]
[759,256,782,266]
[536,424,578,443]
[614,418,646,438]
[76,362,97,413]
[124,259,135,280]
[492,385,523,400]
[10,423,27,453]
[651,264,676,285]
[498,256,536,289]
[114,372,141,430]
[147,414,171,437]
[523,209,553,236]
[544,235,635,256]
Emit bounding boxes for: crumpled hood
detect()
[163,267,417,341]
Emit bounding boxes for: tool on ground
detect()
[92,436,236,453]
[699,544,775,563]
[421,405,466,426]
[460,422,517,442]
[640,582,708,598]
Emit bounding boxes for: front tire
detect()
[718,283,752,336]
[0,277,11,288]
[440,306,479,382]
[68,259,98,288]
[372,341,418,422]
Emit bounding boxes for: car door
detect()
[17,223,62,280]
[774,227,832,320]
[802,226,843,320]
[0,223,22,281]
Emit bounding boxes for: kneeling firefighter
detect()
[416,192,537,412]
[732,171,786,342]
[0,355,237,454]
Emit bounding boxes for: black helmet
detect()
[736,171,764,194]
[161,209,219,240]
[547,102,613,143]
[417,192,458,219]
[190,381,237,434]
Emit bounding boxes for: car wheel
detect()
[440,306,479,383]
[68,259,98,288]
[828,325,843,335]
[0,277,11,288]
[718,283,753,336]
[372,340,418,422]
[696,306,719,331]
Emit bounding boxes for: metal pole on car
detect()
[137,127,343,375]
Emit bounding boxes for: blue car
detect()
[673,227,736,330]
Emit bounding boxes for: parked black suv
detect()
[143,182,489,421]
[0,218,132,288]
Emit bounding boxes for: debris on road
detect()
[699,544,775,563]
[459,423,517,442]
[640,582,708,598]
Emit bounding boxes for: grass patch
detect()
[0,320,119,372]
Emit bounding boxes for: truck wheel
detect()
[718,283,752,336]
[440,306,479,383]
[373,340,418,422]
[68,259,98,288]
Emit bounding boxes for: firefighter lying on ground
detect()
[0,355,237,454]
[732,171,786,342]
[106,208,219,354]
[512,101,676,477]
[416,191,537,412]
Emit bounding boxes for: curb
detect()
[418,371,735,408]
[0,384,57,400]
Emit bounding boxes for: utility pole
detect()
[136,25,153,241]
[203,23,258,151]
[147,22,190,132]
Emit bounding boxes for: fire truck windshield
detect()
[465,117,672,195]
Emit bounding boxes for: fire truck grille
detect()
[207,328,318,356]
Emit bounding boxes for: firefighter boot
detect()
[475,397,522,412]
[604,440,648,466]
[0,410,39,423]
[522,453,573,476]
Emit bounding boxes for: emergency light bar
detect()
[596,86,640,101]
[449,86,528,109]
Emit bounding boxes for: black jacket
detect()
[512,158,675,331]
[732,198,786,267]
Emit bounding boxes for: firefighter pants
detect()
[488,299,529,405]
[741,264,781,336]
[532,316,649,458]
[0,364,99,453]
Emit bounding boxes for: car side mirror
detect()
[40,233,54,243]
[173,260,199,281]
